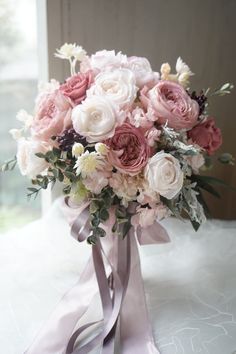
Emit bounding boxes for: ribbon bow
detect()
[24,201,170,354]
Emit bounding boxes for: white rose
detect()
[16,138,49,179]
[72,96,124,142]
[87,68,137,110]
[126,56,159,88]
[80,50,127,74]
[145,151,183,199]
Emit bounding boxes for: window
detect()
[0,0,40,231]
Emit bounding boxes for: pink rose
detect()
[188,118,222,155]
[32,89,72,142]
[141,80,199,130]
[60,71,93,105]
[106,122,151,175]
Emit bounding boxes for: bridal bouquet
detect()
[2,44,234,354]
[4,43,233,241]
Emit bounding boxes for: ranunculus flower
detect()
[106,122,151,175]
[187,117,222,155]
[32,89,72,142]
[60,71,93,105]
[17,138,49,179]
[72,96,124,142]
[145,151,183,199]
[126,56,159,88]
[87,68,137,110]
[80,50,127,74]
[141,80,199,130]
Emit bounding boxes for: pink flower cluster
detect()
[14,45,228,229]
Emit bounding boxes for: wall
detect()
[44,0,236,219]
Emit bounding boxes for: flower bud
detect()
[95,143,109,155]
[72,142,84,157]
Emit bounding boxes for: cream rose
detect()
[87,68,137,110]
[72,96,124,142]
[17,138,49,179]
[145,151,183,199]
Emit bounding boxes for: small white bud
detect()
[72,143,84,157]
[178,72,190,87]
[95,143,109,155]
[160,63,171,79]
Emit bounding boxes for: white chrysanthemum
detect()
[72,45,87,61]
[55,43,86,61]
[55,43,76,59]
[74,151,106,177]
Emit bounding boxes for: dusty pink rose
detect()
[60,71,93,105]
[32,89,72,142]
[106,122,151,175]
[141,80,199,130]
[188,118,222,155]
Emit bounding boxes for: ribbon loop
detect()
[24,203,170,354]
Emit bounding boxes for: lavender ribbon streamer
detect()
[24,203,170,354]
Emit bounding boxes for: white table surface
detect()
[1,199,236,354]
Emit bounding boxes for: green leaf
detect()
[190,219,201,232]
[91,217,100,228]
[35,152,45,159]
[99,208,109,222]
[52,147,61,158]
[63,185,71,194]
[115,207,126,219]
[122,222,132,238]
[55,160,67,169]
[112,221,118,233]
[58,169,64,182]
[93,227,106,238]
[196,189,211,218]
[27,187,38,193]
[87,235,97,245]
[89,200,99,214]
[64,171,76,181]
[192,175,236,192]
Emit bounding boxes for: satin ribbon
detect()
[24,201,170,354]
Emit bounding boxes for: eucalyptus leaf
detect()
[99,208,109,222]
[87,235,97,245]
[93,227,106,238]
